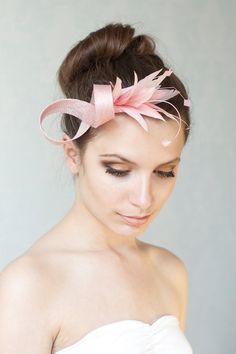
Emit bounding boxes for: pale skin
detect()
[0,113,189,354]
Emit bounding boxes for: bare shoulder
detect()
[1,252,53,289]
[0,254,59,353]
[144,243,189,331]
[0,250,63,312]
[145,243,189,281]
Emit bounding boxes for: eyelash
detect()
[105,166,175,178]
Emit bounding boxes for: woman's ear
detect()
[62,133,81,175]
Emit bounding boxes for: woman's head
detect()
[42,23,191,239]
[57,23,191,164]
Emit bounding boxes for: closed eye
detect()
[105,166,175,178]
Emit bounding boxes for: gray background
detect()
[0,1,235,353]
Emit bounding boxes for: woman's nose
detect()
[129,176,153,210]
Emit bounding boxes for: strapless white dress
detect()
[54,314,193,354]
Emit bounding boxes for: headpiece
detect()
[39,68,190,147]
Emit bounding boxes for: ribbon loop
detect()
[92,85,115,127]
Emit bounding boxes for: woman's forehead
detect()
[87,114,185,161]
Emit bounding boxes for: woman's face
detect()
[72,113,185,238]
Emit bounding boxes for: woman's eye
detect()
[105,166,175,178]
[105,167,129,177]
[158,170,175,178]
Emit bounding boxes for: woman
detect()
[0,23,193,354]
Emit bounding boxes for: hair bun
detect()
[85,23,135,61]
[58,23,156,95]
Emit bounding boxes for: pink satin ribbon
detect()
[39,68,191,147]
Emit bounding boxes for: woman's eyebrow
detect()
[99,154,181,166]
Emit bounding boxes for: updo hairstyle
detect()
[57,23,191,160]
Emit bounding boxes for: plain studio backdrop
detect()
[0,1,235,353]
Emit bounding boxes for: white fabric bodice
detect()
[54,314,193,354]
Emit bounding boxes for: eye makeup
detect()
[100,159,176,179]
[104,165,175,178]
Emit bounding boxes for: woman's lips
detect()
[119,214,151,226]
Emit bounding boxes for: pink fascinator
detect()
[39,68,190,147]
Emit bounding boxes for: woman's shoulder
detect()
[143,242,189,329]
[0,236,66,310]
[0,252,60,352]
[0,250,55,299]
[141,241,189,285]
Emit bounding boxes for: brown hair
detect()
[57,23,191,159]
